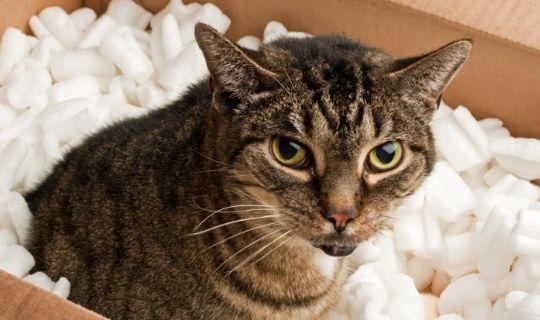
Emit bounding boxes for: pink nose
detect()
[327,213,355,233]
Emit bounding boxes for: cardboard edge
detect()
[0,270,106,320]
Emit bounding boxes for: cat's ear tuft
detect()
[194,23,276,103]
[389,39,472,111]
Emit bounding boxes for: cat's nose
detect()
[324,211,356,234]
[327,213,354,233]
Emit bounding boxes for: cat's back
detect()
[26,81,211,205]
[24,82,212,316]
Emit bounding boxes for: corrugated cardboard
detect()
[0,0,538,319]
[0,270,106,319]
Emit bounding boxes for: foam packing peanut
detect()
[514,209,540,239]
[136,82,171,109]
[424,161,476,223]
[23,272,55,292]
[0,192,33,246]
[0,104,16,128]
[521,257,540,279]
[159,41,208,91]
[474,192,532,221]
[477,213,516,281]
[106,0,152,30]
[150,20,167,72]
[50,48,116,81]
[0,28,31,84]
[383,273,425,319]
[5,63,51,110]
[38,7,82,49]
[70,8,97,32]
[150,1,201,30]
[0,108,40,143]
[237,36,263,50]
[491,136,540,180]
[53,277,71,299]
[29,16,54,41]
[78,15,117,49]
[494,154,540,180]
[453,106,492,159]
[178,3,231,44]
[0,229,17,252]
[490,298,507,320]
[503,294,540,320]
[438,273,488,315]
[99,27,154,84]
[161,14,183,62]
[432,113,486,172]
[507,260,536,292]
[483,165,509,186]
[463,298,492,320]
[0,140,33,193]
[49,74,101,105]
[511,235,540,259]
[264,21,288,43]
[442,232,478,273]
[0,245,35,278]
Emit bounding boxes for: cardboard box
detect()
[0,0,538,319]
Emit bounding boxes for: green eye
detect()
[271,137,308,168]
[368,141,403,171]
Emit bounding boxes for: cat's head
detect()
[195,24,471,256]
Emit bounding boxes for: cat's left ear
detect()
[389,39,472,112]
[195,23,277,106]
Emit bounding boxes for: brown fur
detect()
[25,24,471,319]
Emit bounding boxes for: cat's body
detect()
[26,24,471,319]
[26,80,348,319]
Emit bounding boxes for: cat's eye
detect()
[271,137,309,168]
[368,141,403,171]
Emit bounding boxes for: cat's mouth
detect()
[316,244,357,257]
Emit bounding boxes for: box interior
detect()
[0,0,538,319]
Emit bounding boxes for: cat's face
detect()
[195,24,471,256]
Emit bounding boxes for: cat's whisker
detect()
[211,227,285,276]
[220,208,279,214]
[228,230,293,275]
[201,221,279,253]
[194,202,272,214]
[190,214,281,236]
[192,168,231,174]
[194,151,232,167]
[193,204,276,232]
[244,233,295,270]
[233,189,274,207]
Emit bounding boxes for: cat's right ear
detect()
[195,23,277,111]
[388,39,472,114]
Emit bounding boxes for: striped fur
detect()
[26,24,470,319]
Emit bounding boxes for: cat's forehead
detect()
[265,38,392,146]
[238,36,425,158]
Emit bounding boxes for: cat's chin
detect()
[316,244,357,257]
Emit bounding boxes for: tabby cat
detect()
[26,23,471,319]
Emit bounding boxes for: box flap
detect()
[0,270,106,320]
[389,0,540,51]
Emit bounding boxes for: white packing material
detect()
[38,7,83,49]
[0,2,538,317]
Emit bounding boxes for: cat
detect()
[26,23,471,319]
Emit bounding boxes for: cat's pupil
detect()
[375,142,396,164]
[279,138,302,160]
